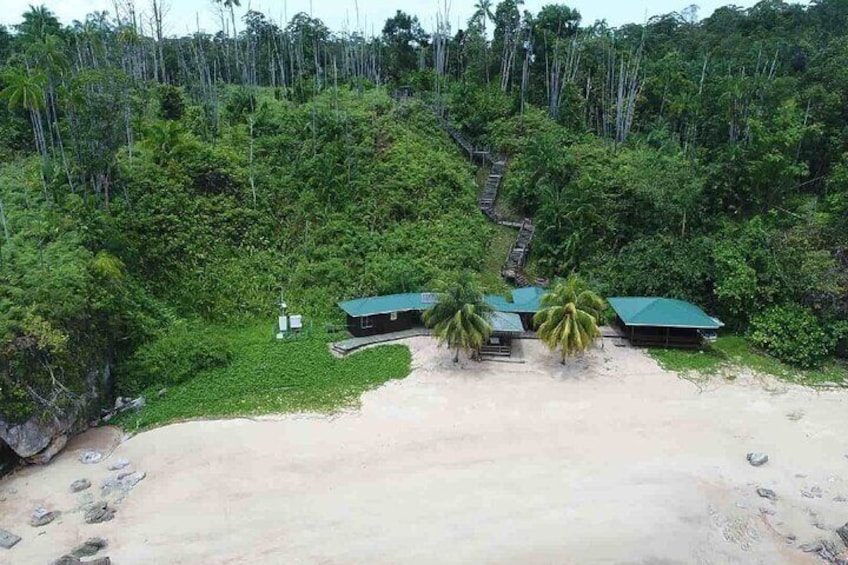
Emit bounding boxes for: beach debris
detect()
[70,478,91,493]
[102,396,146,421]
[107,458,130,471]
[747,452,769,466]
[786,410,804,421]
[70,537,107,558]
[799,541,823,553]
[29,507,56,527]
[0,529,21,549]
[101,471,146,499]
[834,495,847,503]
[802,486,823,499]
[756,488,778,501]
[79,450,103,464]
[51,556,111,565]
[838,523,848,546]
[759,506,776,515]
[84,502,115,524]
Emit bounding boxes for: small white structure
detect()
[275,290,304,339]
[289,315,303,331]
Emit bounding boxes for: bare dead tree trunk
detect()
[0,196,10,245]
[151,0,168,83]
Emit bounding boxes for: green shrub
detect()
[749,305,835,368]
[829,320,848,358]
[119,321,233,395]
[158,85,185,121]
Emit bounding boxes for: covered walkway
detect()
[331,328,432,355]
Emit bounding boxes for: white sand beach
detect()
[2,337,847,564]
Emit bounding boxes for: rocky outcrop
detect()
[70,478,92,493]
[0,412,71,459]
[84,502,115,524]
[70,537,107,558]
[837,523,848,546]
[26,434,68,465]
[1,359,114,464]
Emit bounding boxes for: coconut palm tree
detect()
[1,69,50,194]
[423,273,493,363]
[533,275,605,363]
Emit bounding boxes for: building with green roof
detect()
[338,288,545,338]
[607,297,723,348]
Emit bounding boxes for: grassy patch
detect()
[649,335,848,386]
[481,224,518,292]
[115,322,412,431]
[650,345,726,375]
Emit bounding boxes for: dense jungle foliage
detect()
[0,1,846,432]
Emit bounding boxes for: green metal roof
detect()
[339,286,547,318]
[608,297,723,329]
[489,311,524,334]
[338,293,438,317]
[485,286,546,313]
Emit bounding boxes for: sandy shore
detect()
[1,337,847,564]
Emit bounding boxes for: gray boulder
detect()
[0,412,67,459]
[756,488,778,501]
[107,458,129,471]
[799,541,823,553]
[70,537,107,558]
[79,450,103,464]
[747,452,769,466]
[29,507,56,527]
[70,478,91,493]
[837,523,848,546]
[101,471,145,498]
[0,528,21,549]
[84,502,115,524]
[26,434,68,465]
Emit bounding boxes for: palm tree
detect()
[1,69,50,193]
[423,273,494,363]
[472,0,494,84]
[473,0,494,35]
[213,0,243,81]
[533,275,605,363]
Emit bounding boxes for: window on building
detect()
[390,311,398,321]
[361,316,373,329]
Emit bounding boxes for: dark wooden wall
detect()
[616,317,703,348]
[346,310,422,337]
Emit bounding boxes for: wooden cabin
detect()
[338,287,547,339]
[339,293,435,337]
[607,297,723,348]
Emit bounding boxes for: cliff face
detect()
[0,360,111,464]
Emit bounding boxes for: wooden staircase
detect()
[501,219,536,287]
[424,101,540,288]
